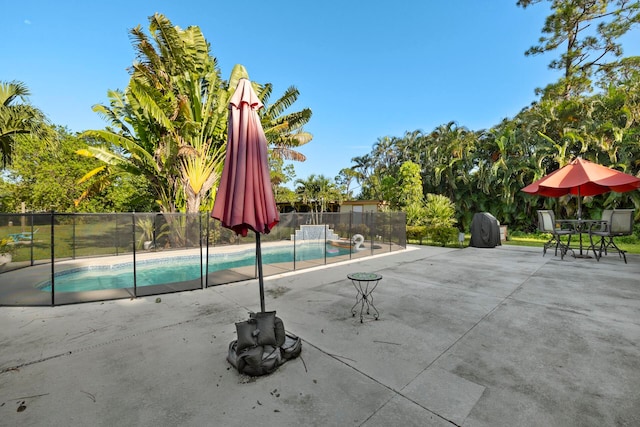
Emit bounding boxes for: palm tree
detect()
[295,174,340,224]
[428,121,476,201]
[335,167,359,199]
[370,136,400,176]
[78,14,312,214]
[79,14,227,213]
[475,123,538,225]
[258,84,313,161]
[0,81,51,166]
[350,154,383,200]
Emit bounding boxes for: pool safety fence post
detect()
[50,210,55,306]
[29,212,35,266]
[293,215,298,271]
[387,213,391,252]
[72,213,76,260]
[153,214,159,250]
[349,212,353,260]
[154,213,159,249]
[375,213,379,254]
[367,213,372,255]
[204,215,210,289]
[132,213,137,297]
[391,213,395,250]
[381,213,385,251]
[115,214,119,256]
[199,213,204,290]
[324,224,327,264]
[370,231,374,256]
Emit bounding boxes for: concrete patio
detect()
[1,244,639,426]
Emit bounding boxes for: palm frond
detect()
[128,79,175,131]
[76,165,107,184]
[0,80,31,105]
[271,147,306,162]
[149,13,186,72]
[80,130,159,172]
[265,86,300,118]
[257,83,273,104]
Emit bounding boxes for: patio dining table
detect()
[556,219,607,258]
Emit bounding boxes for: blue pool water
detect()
[38,243,351,293]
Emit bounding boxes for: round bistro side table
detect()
[347,272,382,323]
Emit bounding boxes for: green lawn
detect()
[1,221,130,263]
[410,231,640,254]
[504,232,640,254]
[5,223,640,262]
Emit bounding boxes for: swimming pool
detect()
[38,243,351,293]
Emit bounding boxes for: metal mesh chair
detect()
[589,209,635,263]
[584,209,612,255]
[537,210,576,260]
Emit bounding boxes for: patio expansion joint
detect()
[393,260,549,425]
[299,337,461,427]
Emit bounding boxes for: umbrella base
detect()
[227,333,302,377]
[227,312,302,376]
[572,253,593,259]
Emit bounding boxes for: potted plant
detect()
[0,237,16,265]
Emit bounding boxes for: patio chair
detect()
[589,209,635,264]
[537,210,576,260]
[584,209,612,254]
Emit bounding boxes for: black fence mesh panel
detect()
[0,211,406,306]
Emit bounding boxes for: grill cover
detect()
[470,212,501,248]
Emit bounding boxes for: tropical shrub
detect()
[427,226,459,247]
[406,225,428,243]
[424,194,457,246]
[333,223,370,238]
[0,237,16,256]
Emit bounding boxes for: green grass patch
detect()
[504,231,640,254]
[410,231,640,254]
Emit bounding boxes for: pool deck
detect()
[1,245,639,426]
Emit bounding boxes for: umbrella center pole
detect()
[256,232,266,313]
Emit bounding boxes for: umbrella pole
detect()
[256,232,266,312]
[578,191,583,255]
[577,188,582,220]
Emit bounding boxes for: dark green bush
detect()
[427,226,458,247]
[334,223,370,237]
[406,225,428,242]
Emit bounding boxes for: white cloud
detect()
[24,19,31,25]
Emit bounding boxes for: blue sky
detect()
[1,1,618,184]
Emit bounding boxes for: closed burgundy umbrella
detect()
[522,158,640,219]
[211,79,279,312]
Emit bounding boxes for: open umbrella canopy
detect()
[211,78,279,237]
[522,158,640,198]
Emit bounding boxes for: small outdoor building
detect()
[339,200,387,213]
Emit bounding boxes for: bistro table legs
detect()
[348,272,381,323]
[573,230,591,258]
[557,219,607,259]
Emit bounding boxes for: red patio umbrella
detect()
[522,158,640,218]
[211,78,279,312]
